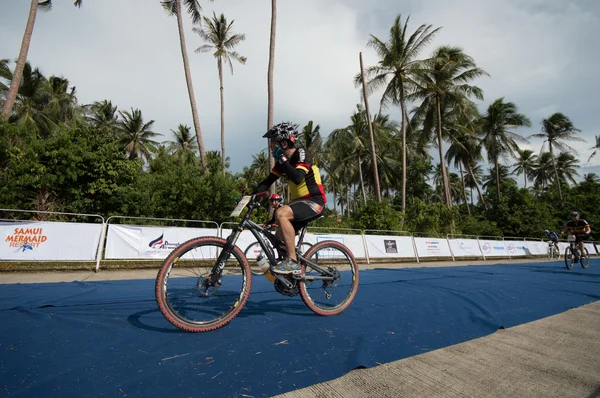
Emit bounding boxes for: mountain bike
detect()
[547,241,560,259]
[244,224,314,276]
[564,234,590,270]
[155,191,359,332]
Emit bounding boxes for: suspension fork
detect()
[210,224,244,284]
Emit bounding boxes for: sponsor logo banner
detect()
[0,222,102,260]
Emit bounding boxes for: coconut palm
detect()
[0,59,12,95]
[582,173,600,184]
[164,124,198,165]
[358,15,440,213]
[8,62,54,135]
[266,0,277,190]
[87,100,118,129]
[512,148,537,188]
[482,165,513,193]
[297,121,323,153]
[194,12,246,171]
[479,98,531,200]
[117,108,161,162]
[409,46,488,208]
[329,106,369,203]
[588,135,600,162]
[1,0,82,121]
[529,112,583,202]
[161,0,209,173]
[555,152,580,185]
[463,161,485,205]
[532,151,554,190]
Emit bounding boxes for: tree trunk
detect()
[466,161,486,209]
[2,0,38,121]
[357,154,367,204]
[218,57,226,172]
[549,144,563,202]
[346,187,350,217]
[333,186,337,215]
[399,87,408,219]
[436,96,452,208]
[175,0,207,173]
[266,0,277,201]
[460,163,471,216]
[359,52,381,203]
[495,158,501,200]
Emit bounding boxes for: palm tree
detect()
[532,151,554,190]
[117,108,161,162]
[164,124,198,165]
[409,46,488,208]
[482,165,513,193]
[87,100,118,129]
[330,106,369,203]
[194,12,246,172]
[463,161,485,205]
[1,0,82,121]
[358,15,440,214]
[582,173,600,184]
[512,148,537,188]
[266,0,277,195]
[161,0,209,173]
[529,112,583,202]
[555,151,580,185]
[479,98,531,200]
[588,135,600,162]
[0,59,12,96]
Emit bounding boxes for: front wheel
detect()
[298,240,359,316]
[581,248,590,269]
[155,236,252,332]
[564,246,574,270]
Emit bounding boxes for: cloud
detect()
[0,0,598,176]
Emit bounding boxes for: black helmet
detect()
[570,211,579,218]
[263,122,297,144]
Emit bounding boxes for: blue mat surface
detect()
[1,261,599,397]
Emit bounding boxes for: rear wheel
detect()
[564,247,574,270]
[298,240,359,316]
[581,248,590,269]
[155,236,251,332]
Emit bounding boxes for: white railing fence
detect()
[1,208,599,272]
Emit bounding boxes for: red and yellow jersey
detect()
[271,148,326,204]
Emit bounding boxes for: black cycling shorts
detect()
[288,199,324,233]
[575,233,591,242]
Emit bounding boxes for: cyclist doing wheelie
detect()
[254,122,326,274]
[561,211,592,261]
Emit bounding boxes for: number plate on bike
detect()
[230,196,252,217]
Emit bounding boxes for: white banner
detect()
[505,240,528,257]
[105,225,218,259]
[364,235,416,259]
[449,239,483,258]
[311,234,367,259]
[525,240,548,256]
[558,241,570,254]
[413,237,452,258]
[478,240,508,257]
[584,243,597,255]
[0,222,102,260]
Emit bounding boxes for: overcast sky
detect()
[1,0,599,178]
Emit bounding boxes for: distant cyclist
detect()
[561,211,592,260]
[263,193,283,229]
[544,229,559,252]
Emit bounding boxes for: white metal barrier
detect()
[0,209,104,263]
[2,208,599,271]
